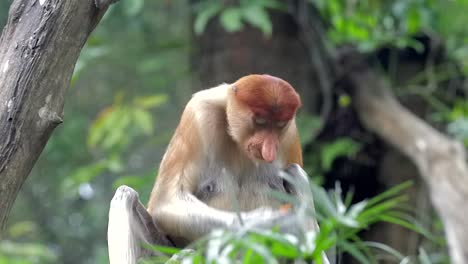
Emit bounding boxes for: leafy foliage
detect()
[141,181,426,264]
[194,0,286,36]
[312,0,433,51]
[1,0,466,263]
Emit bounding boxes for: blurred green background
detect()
[0,0,467,263]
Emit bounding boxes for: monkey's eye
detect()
[276,121,287,128]
[254,117,267,125]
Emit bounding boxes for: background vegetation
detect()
[0,0,467,263]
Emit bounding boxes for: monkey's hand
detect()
[233,164,320,236]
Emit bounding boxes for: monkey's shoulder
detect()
[182,85,234,153]
[190,83,231,108]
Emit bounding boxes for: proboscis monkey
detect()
[147,74,324,252]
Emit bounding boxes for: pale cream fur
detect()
[147,81,304,246]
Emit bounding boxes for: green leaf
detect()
[321,138,361,171]
[133,109,154,134]
[339,240,371,264]
[242,0,286,10]
[220,8,244,32]
[70,160,108,184]
[7,221,37,238]
[87,106,115,148]
[194,2,223,35]
[406,8,421,33]
[239,240,277,264]
[250,230,299,258]
[242,6,272,36]
[345,200,368,222]
[365,181,412,208]
[0,241,57,261]
[134,94,168,109]
[364,241,405,260]
[379,214,427,236]
[101,110,131,150]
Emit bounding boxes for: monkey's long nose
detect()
[261,135,279,163]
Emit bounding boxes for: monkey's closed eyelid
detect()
[276,121,287,127]
[254,117,267,125]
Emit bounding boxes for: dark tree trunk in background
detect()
[192,5,331,115]
[0,0,116,231]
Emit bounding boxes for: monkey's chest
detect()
[194,165,288,211]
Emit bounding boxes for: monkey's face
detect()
[243,115,292,163]
[228,74,301,163]
[227,102,289,163]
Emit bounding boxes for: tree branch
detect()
[0,0,118,231]
[342,53,468,263]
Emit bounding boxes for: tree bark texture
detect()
[0,0,116,231]
[341,55,468,264]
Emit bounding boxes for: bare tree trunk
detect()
[0,0,117,231]
[342,54,468,264]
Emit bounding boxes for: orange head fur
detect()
[227,74,301,163]
[233,74,301,121]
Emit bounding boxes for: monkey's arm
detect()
[153,191,283,244]
[153,164,324,245]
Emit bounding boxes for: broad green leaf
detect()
[243,0,287,10]
[365,181,412,208]
[406,8,421,33]
[239,240,277,264]
[364,241,405,260]
[62,160,108,193]
[242,6,272,36]
[194,2,223,34]
[7,221,37,238]
[134,94,168,109]
[321,138,361,171]
[250,230,299,258]
[87,106,115,148]
[101,111,131,150]
[220,8,244,32]
[133,109,154,134]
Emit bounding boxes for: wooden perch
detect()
[343,57,468,263]
[0,0,117,231]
